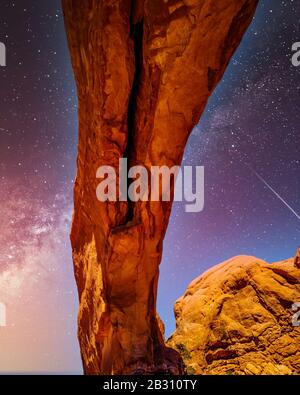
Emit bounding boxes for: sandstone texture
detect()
[295,247,300,269]
[168,255,300,375]
[62,0,258,374]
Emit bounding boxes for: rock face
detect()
[62,0,258,374]
[295,246,300,269]
[168,256,300,375]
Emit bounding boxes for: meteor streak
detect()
[250,167,300,221]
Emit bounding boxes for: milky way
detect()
[0,0,299,372]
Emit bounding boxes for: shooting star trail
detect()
[250,167,300,221]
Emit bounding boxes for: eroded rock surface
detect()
[168,256,300,375]
[62,0,258,374]
[294,247,300,269]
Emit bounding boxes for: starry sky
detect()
[0,0,299,373]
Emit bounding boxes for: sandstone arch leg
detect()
[62,0,259,375]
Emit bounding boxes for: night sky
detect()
[0,0,299,373]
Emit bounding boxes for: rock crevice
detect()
[62,0,259,375]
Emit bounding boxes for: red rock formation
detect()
[295,246,300,269]
[62,0,259,374]
[168,256,300,375]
